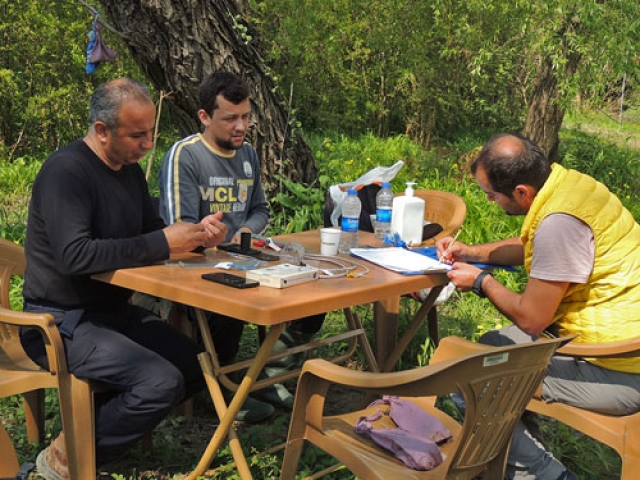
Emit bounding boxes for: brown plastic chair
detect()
[526,338,640,480]
[411,189,467,243]
[280,335,567,480]
[0,238,96,479]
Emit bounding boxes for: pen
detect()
[440,229,462,263]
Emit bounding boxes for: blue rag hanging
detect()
[86,14,116,74]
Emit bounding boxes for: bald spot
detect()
[491,134,525,158]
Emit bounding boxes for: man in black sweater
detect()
[21,78,228,479]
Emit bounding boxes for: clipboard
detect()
[350,247,517,275]
[411,247,517,272]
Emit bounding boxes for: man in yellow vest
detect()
[439,133,640,480]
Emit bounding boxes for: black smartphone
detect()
[217,242,279,262]
[201,272,260,289]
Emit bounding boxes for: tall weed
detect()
[0,156,42,243]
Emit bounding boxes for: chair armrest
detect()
[0,306,69,375]
[556,336,640,358]
[429,336,489,364]
[300,341,471,395]
[0,306,57,329]
[302,358,455,393]
[299,359,430,390]
[299,336,496,392]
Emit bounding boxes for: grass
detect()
[2,115,638,478]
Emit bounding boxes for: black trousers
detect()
[21,302,204,466]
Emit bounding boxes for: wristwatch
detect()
[472,270,492,298]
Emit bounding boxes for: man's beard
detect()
[215,135,242,152]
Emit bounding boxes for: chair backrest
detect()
[0,238,25,309]
[324,188,466,241]
[0,239,27,354]
[398,189,467,241]
[424,336,565,475]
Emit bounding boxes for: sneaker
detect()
[36,432,69,480]
[252,381,295,410]
[234,395,275,423]
[221,389,275,423]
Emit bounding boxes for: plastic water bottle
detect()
[374,182,394,242]
[339,189,361,253]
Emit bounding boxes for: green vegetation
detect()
[2,122,637,478]
[2,1,638,162]
[2,1,639,478]
[252,0,639,148]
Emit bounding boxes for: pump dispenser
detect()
[391,182,425,246]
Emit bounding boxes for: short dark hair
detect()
[471,133,551,198]
[199,71,250,115]
[89,78,152,131]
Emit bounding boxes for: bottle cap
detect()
[347,189,357,195]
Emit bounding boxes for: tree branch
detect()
[145,90,173,181]
[78,0,129,38]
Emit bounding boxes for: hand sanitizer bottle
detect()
[391,182,425,246]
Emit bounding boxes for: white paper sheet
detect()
[350,247,451,274]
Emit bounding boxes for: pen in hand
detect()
[440,229,462,264]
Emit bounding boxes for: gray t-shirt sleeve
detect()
[158,135,203,226]
[530,213,594,283]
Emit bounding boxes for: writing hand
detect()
[436,235,466,264]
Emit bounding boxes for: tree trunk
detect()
[522,19,582,164]
[522,58,565,163]
[98,0,317,197]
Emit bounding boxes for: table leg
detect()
[185,309,285,480]
[343,308,379,372]
[373,297,400,366]
[381,285,444,372]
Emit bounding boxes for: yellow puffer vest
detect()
[521,164,640,373]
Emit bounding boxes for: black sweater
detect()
[23,140,168,310]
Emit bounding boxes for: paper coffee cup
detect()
[320,228,341,256]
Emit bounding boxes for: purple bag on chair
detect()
[354,395,452,471]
